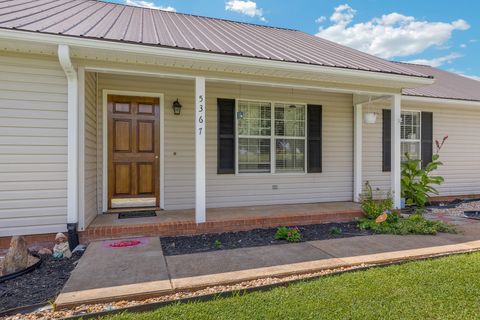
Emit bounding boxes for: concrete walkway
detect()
[56,219,480,308]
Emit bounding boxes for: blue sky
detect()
[110,0,479,80]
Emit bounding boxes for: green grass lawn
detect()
[104,252,480,320]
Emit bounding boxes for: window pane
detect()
[275,139,305,172]
[401,111,420,140]
[237,101,271,136]
[238,138,271,173]
[401,141,420,161]
[274,104,305,137]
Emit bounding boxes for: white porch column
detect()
[58,45,79,226]
[391,94,402,208]
[195,77,206,223]
[353,103,363,202]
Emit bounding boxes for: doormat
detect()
[118,211,157,219]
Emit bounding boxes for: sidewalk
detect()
[56,219,480,308]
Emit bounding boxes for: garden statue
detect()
[52,232,72,259]
[2,235,29,275]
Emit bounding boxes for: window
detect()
[237,100,306,173]
[401,111,421,161]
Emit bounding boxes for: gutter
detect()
[0,28,434,88]
[402,95,480,107]
[58,44,80,249]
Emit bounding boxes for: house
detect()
[0,0,479,245]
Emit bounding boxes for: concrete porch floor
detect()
[82,202,363,242]
[57,217,480,308]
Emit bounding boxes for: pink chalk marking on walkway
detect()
[102,237,149,249]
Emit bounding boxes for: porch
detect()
[80,202,362,242]
[68,41,407,239]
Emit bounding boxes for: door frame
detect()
[102,90,165,212]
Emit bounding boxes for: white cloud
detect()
[225,0,266,21]
[404,53,462,67]
[315,16,326,24]
[470,39,478,43]
[125,0,176,11]
[460,43,467,48]
[316,4,470,59]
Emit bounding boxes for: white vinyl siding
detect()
[96,73,354,210]
[363,101,480,197]
[0,53,68,236]
[82,72,98,229]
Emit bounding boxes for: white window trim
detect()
[234,99,308,175]
[400,109,422,160]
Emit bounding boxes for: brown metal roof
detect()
[397,62,480,102]
[0,0,431,79]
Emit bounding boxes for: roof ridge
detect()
[93,0,299,32]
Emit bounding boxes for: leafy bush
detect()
[360,181,393,219]
[358,213,454,235]
[328,227,342,235]
[401,136,447,208]
[214,239,222,249]
[275,226,301,242]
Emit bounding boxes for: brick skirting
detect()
[79,210,364,243]
[0,233,58,250]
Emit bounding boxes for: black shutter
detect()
[217,98,235,174]
[421,111,433,168]
[382,109,391,172]
[307,105,322,173]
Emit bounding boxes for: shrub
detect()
[401,135,447,208]
[275,226,301,242]
[358,213,454,235]
[360,181,393,219]
[213,239,222,249]
[328,227,342,235]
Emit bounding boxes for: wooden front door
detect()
[107,95,160,209]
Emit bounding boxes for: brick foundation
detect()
[0,233,57,250]
[80,210,364,244]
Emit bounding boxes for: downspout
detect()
[58,44,79,250]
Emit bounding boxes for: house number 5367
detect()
[198,94,204,135]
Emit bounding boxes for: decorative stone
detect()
[53,233,72,259]
[375,213,388,223]
[2,236,29,275]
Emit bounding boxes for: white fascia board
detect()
[0,29,434,88]
[402,95,480,107]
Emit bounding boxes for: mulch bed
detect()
[0,252,83,313]
[161,222,372,256]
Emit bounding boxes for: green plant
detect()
[358,213,454,235]
[275,226,301,242]
[328,227,342,235]
[360,181,393,219]
[213,239,222,249]
[48,299,57,312]
[401,135,447,208]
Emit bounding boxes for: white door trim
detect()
[102,89,165,212]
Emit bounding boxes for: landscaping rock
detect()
[0,252,83,312]
[2,236,28,275]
